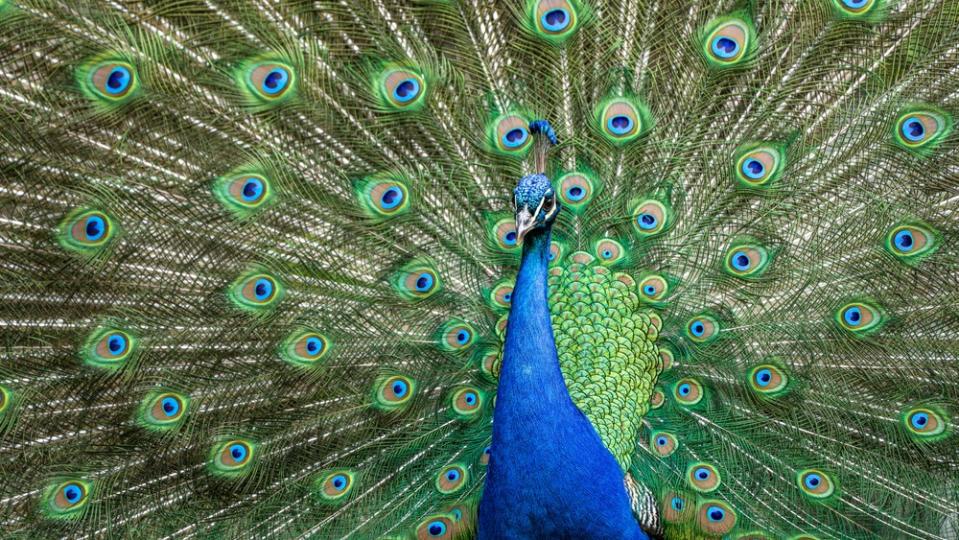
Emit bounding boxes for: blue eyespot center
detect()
[911,412,929,429]
[671,497,684,511]
[804,473,822,489]
[261,67,289,95]
[254,278,273,301]
[63,484,83,504]
[160,396,180,416]
[305,337,323,356]
[638,213,658,230]
[679,384,691,396]
[380,186,403,209]
[656,436,668,446]
[504,230,517,245]
[732,251,751,270]
[415,272,434,292]
[107,334,126,354]
[607,115,634,135]
[229,444,247,462]
[503,293,512,303]
[446,470,460,481]
[566,185,585,201]
[755,368,772,387]
[502,128,529,148]
[393,78,420,102]
[106,66,131,94]
[542,8,570,32]
[332,474,347,490]
[695,468,710,480]
[456,330,470,344]
[708,507,725,521]
[428,521,446,537]
[392,380,408,397]
[894,230,914,251]
[903,117,925,141]
[85,216,105,241]
[843,0,869,7]
[464,392,477,405]
[602,249,612,258]
[742,158,765,179]
[843,306,862,325]
[691,322,705,336]
[643,285,656,296]
[712,36,740,58]
[242,178,264,202]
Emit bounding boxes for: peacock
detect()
[0,0,958,538]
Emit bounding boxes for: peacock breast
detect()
[546,250,663,471]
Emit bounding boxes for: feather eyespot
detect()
[673,378,704,406]
[489,114,533,156]
[687,462,721,492]
[651,431,677,457]
[42,479,92,519]
[315,469,356,504]
[835,301,882,334]
[902,407,949,441]
[476,348,501,381]
[659,347,674,371]
[639,274,668,302]
[213,172,274,217]
[686,314,719,343]
[82,327,136,369]
[210,439,255,477]
[491,218,520,251]
[593,239,625,265]
[555,172,595,209]
[724,243,770,277]
[138,390,189,430]
[833,0,878,15]
[480,445,491,466]
[380,68,426,110]
[533,0,579,39]
[246,62,294,101]
[438,320,477,352]
[436,464,468,494]
[662,491,694,523]
[416,515,454,539]
[394,259,442,301]
[81,59,138,103]
[372,374,416,411]
[885,223,938,262]
[748,363,789,396]
[280,331,329,367]
[697,500,737,536]
[650,387,665,409]
[632,199,670,236]
[596,97,651,145]
[358,177,411,219]
[228,272,283,312]
[59,209,116,254]
[797,469,836,500]
[733,145,784,188]
[489,280,514,310]
[892,107,952,154]
[451,387,484,418]
[702,17,755,68]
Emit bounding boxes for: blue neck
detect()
[479,226,647,539]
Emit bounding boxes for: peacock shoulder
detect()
[548,250,662,471]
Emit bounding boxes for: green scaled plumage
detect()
[0,1,957,539]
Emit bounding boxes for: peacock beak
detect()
[515,207,536,243]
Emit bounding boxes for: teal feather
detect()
[0,1,956,538]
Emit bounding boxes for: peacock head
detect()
[513,173,560,242]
